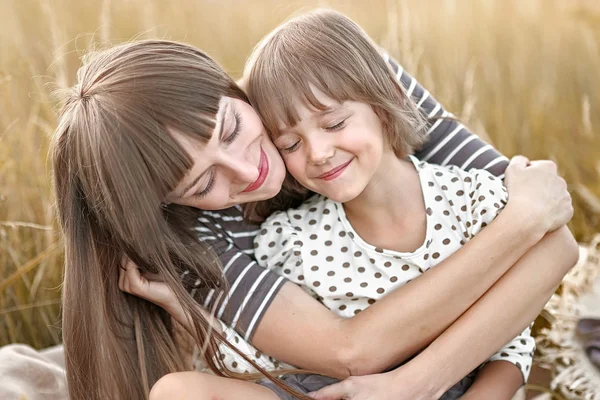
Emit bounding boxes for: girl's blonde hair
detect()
[244,9,427,217]
[52,40,310,400]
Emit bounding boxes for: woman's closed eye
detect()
[192,170,216,199]
[191,110,241,199]
[223,110,242,145]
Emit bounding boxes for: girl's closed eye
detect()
[324,118,348,131]
[280,140,301,154]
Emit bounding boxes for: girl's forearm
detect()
[461,361,524,400]
[396,226,578,397]
[341,204,548,374]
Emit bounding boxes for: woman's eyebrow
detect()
[218,101,231,141]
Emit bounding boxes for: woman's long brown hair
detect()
[52,40,313,400]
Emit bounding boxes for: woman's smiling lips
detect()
[242,147,269,193]
[316,159,353,181]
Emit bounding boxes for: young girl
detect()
[244,9,535,399]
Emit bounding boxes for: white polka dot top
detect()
[255,157,535,381]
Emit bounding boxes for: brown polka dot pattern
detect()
[250,158,531,381]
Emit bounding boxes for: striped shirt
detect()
[194,54,510,342]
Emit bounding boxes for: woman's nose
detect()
[223,154,259,184]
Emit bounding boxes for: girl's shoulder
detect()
[261,194,334,227]
[411,156,502,189]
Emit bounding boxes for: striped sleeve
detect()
[382,52,509,179]
[192,207,287,341]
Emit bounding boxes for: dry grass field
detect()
[1,0,599,352]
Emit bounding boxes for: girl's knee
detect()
[150,372,206,400]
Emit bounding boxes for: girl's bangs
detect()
[252,54,356,138]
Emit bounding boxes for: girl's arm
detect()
[309,226,578,400]
[460,361,524,400]
[250,157,573,378]
[403,225,577,398]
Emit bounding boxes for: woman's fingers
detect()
[309,380,353,399]
[125,260,150,297]
[504,156,573,232]
[118,263,125,291]
[507,155,530,171]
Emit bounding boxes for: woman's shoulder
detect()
[197,206,258,232]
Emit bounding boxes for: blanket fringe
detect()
[535,235,600,400]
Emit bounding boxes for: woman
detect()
[53,39,576,400]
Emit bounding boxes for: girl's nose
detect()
[307,138,335,166]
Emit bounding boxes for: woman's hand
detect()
[504,155,573,232]
[308,370,437,400]
[119,259,180,315]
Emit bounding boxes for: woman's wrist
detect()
[500,202,547,244]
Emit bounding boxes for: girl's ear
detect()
[372,105,391,136]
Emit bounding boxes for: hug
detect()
[52,9,577,400]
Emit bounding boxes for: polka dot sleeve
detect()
[464,168,508,238]
[253,211,317,299]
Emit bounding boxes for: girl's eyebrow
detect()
[315,103,348,118]
[279,103,349,134]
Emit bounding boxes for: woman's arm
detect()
[123,159,574,380]
[382,52,509,178]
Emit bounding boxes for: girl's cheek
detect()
[284,155,304,177]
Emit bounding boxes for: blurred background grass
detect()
[1,0,599,350]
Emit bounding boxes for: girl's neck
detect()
[341,152,427,253]
[343,153,419,222]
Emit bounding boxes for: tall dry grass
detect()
[0,0,599,348]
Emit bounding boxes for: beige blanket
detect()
[0,344,528,399]
[0,344,67,400]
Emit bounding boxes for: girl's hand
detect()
[118,259,179,313]
[504,155,573,232]
[308,371,437,400]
